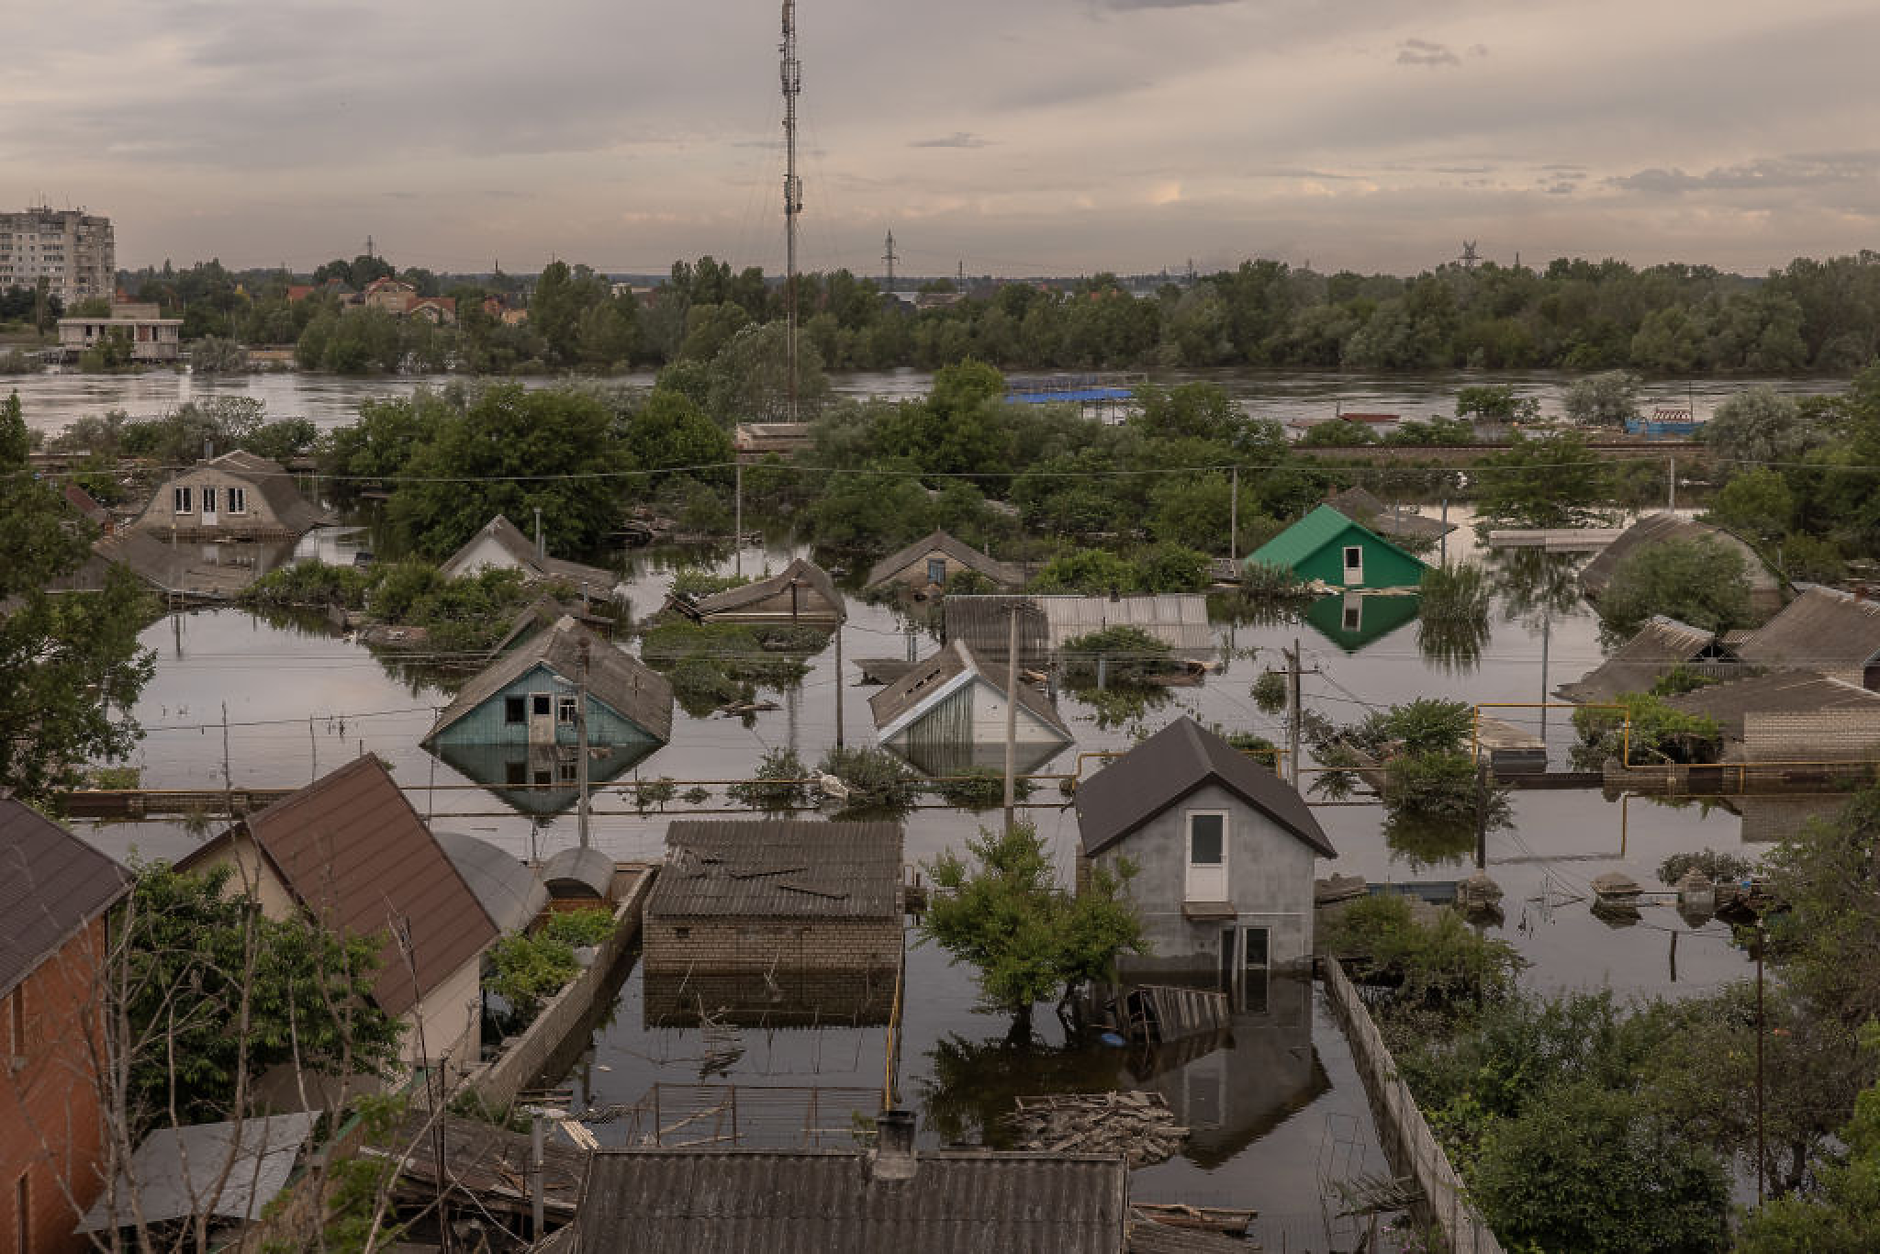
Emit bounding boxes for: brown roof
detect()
[1075,717,1334,859]
[576,1148,1126,1253]
[650,820,902,920]
[441,514,617,590]
[688,557,845,622]
[1735,585,1880,673]
[864,530,1024,591]
[868,639,1072,743]
[0,798,131,998]
[82,528,260,599]
[1557,615,1735,704]
[426,615,673,744]
[205,756,496,1016]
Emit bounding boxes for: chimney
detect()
[871,1109,917,1180]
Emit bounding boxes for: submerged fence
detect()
[1321,957,1505,1254]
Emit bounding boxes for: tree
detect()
[1475,431,1610,528]
[1738,1025,1880,1252]
[189,335,247,374]
[1454,383,1538,424]
[0,392,155,803]
[1562,369,1644,427]
[1597,535,1754,638]
[920,821,1144,1031]
[1704,386,1820,466]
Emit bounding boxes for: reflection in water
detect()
[1302,593,1419,654]
[1490,547,1585,628]
[1383,810,1478,870]
[426,741,661,816]
[643,969,896,1029]
[1416,611,1491,673]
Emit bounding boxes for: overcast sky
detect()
[10,0,1880,278]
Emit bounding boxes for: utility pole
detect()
[1286,639,1303,787]
[1003,604,1021,835]
[1229,465,1240,564]
[576,637,592,850]
[1474,759,1489,870]
[882,230,897,292]
[1756,921,1766,1202]
[1667,455,1677,511]
[780,0,803,421]
[834,616,846,748]
[534,506,545,564]
[733,461,743,577]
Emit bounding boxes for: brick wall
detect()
[1745,710,1880,762]
[0,917,110,1254]
[643,916,902,975]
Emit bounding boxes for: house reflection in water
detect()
[426,740,660,817]
[1303,592,1421,655]
[643,967,897,1029]
[1125,972,1327,1169]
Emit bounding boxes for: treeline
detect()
[114,249,1880,376]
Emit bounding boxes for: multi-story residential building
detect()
[0,207,115,307]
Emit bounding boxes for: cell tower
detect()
[780,0,803,421]
[882,230,897,292]
[1458,240,1480,269]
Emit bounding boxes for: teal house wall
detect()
[1244,505,1428,590]
[429,661,662,749]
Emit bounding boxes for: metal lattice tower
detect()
[1458,240,1479,269]
[882,230,897,292]
[780,0,803,421]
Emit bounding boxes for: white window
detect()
[1342,545,1363,584]
[557,696,578,725]
[225,486,247,514]
[172,486,192,513]
[1185,810,1229,902]
[200,486,216,513]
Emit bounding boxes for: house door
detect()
[1185,812,1229,902]
[528,692,554,744]
[1341,544,1363,586]
[200,485,219,528]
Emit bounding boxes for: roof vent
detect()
[871,1109,917,1180]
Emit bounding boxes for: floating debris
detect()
[1006,1091,1188,1168]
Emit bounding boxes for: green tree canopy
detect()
[1597,535,1755,639]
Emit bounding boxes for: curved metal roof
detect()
[541,844,615,899]
[435,831,548,934]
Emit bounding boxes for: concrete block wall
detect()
[1746,710,1880,762]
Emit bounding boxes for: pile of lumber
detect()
[1006,1091,1188,1167]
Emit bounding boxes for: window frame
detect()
[503,695,527,725]
[172,485,193,514]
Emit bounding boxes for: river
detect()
[9,364,1841,437]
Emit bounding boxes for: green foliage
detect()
[1656,847,1756,886]
[1251,669,1289,714]
[544,906,616,948]
[487,932,580,1021]
[1238,560,1314,599]
[190,335,247,374]
[817,746,917,816]
[1417,563,1493,669]
[1344,697,1476,757]
[1474,431,1611,529]
[1382,751,1510,829]
[1649,664,1720,697]
[727,747,813,812]
[1059,625,1178,687]
[919,821,1146,1019]
[1454,384,1537,424]
[639,620,813,715]
[1321,894,1524,1006]
[931,765,1036,810]
[120,863,402,1128]
[1562,369,1643,426]
[1134,544,1212,592]
[1571,692,1723,768]
[1029,547,1140,594]
[1597,535,1755,639]
[317,1094,409,1252]
[239,560,376,610]
[669,568,751,598]
[1704,386,1822,465]
[632,776,678,813]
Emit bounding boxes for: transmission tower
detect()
[1458,240,1479,269]
[882,230,897,292]
[780,0,803,421]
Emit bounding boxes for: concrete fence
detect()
[457,867,655,1114]
[1321,957,1505,1254]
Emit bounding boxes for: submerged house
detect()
[668,556,845,627]
[439,514,618,598]
[869,639,1074,775]
[132,449,330,542]
[1733,585,1880,690]
[422,617,673,815]
[1322,486,1455,548]
[1075,718,1335,979]
[1579,512,1788,621]
[1243,504,1428,591]
[642,820,902,1025]
[1303,589,1422,654]
[1558,615,1739,704]
[1663,671,1880,763]
[178,756,498,1075]
[49,526,277,602]
[942,593,1213,672]
[864,529,1025,596]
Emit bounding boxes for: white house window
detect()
[225,486,247,514]
[1185,811,1229,902]
[1342,545,1363,583]
[172,486,192,513]
[201,486,216,513]
[557,696,578,725]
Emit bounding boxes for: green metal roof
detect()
[1245,504,1426,573]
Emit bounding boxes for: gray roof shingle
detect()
[1557,615,1734,704]
[650,821,902,920]
[442,514,618,590]
[0,798,131,998]
[1735,585,1880,672]
[426,616,674,745]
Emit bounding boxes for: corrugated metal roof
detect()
[575,1148,1127,1253]
[1038,595,1215,655]
[864,530,1024,591]
[1558,615,1731,704]
[427,616,674,744]
[1735,585,1880,671]
[1245,505,1420,575]
[649,821,902,920]
[209,757,497,1017]
[442,514,618,590]
[1664,670,1880,738]
[76,1112,318,1232]
[942,596,1053,670]
[690,557,845,621]
[868,640,1072,743]
[1074,717,1334,859]
[0,798,131,998]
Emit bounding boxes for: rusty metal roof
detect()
[219,756,496,1017]
[1075,717,1333,859]
[650,821,902,920]
[575,1148,1127,1253]
[0,798,131,999]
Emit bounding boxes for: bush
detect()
[1572,693,1723,768]
[669,568,751,599]
[727,747,812,812]
[1320,894,1524,1006]
[818,745,917,815]
[1030,547,1139,595]
[1657,848,1757,886]
[544,907,616,948]
[1598,535,1754,639]
[1238,560,1313,599]
[1060,625,1181,688]
[1134,544,1212,592]
[931,765,1036,810]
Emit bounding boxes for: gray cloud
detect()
[1096,0,1242,9]
[910,132,990,149]
[1396,39,1460,67]
[1610,153,1880,194]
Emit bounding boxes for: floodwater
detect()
[85,524,1771,1247]
[11,364,1841,438]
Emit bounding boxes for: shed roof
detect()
[575,1148,1126,1254]
[1245,505,1427,576]
[1664,670,1880,739]
[1557,615,1731,704]
[650,820,902,920]
[192,756,497,1017]
[442,514,617,590]
[1579,512,1786,609]
[426,616,674,744]
[864,530,1024,591]
[76,1113,318,1233]
[868,639,1073,743]
[541,844,615,899]
[689,557,845,621]
[1074,717,1334,859]
[1734,584,1880,672]
[1323,487,1455,542]
[435,831,547,934]
[0,797,131,999]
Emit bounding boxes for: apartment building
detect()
[0,207,115,306]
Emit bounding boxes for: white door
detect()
[1184,812,1229,902]
[200,485,219,528]
[527,692,554,744]
[1341,544,1363,586]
